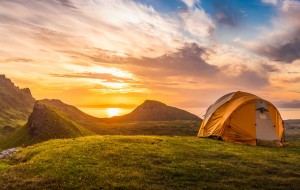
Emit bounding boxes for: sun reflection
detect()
[107,108,120,117]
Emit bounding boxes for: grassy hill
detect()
[0,136,299,189]
[39,99,103,124]
[2,100,94,149]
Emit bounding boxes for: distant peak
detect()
[142,100,166,105]
[136,100,168,110]
[114,99,200,121]
[21,88,32,95]
[0,74,13,84]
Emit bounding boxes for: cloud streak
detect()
[277,100,300,108]
[212,0,242,27]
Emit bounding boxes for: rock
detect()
[0,148,18,159]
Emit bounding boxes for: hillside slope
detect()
[112,100,200,121]
[38,99,106,133]
[40,99,101,123]
[0,75,35,129]
[3,100,94,148]
[0,136,299,189]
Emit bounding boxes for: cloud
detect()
[50,72,135,83]
[59,43,219,78]
[0,0,216,59]
[277,100,300,108]
[0,58,33,63]
[59,42,271,91]
[181,0,199,8]
[261,63,279,72]
[254,37,300,63]
[261,0,278,5]
[55,0,77,10]
[79,103,137,109]
[231,70,270,88]
[211,0,242,27]
[125,43,219,77]
[280,76,300,83]
[242,0,300,63]
[59,43,272,97]
[179,8,215,38]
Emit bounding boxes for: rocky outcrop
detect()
[0,148,18,159]
[0,75,35,128]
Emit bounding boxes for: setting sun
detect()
[107,108,120,117]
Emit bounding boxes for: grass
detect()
[0,109,29,129]
[0,136,299,189]
[1,120,200,150]
[82,120,200,136]
[285,120,300,141]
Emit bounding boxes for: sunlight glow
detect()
[63,64,134,79]
[100,82,128,89]
[107,108,120,117]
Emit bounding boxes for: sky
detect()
[0,0,300,118]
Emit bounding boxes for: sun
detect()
[107,108,120,117]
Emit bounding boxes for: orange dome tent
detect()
[198,91,285,146]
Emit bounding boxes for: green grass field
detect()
[0,136,299,189]
[285,120,300,141]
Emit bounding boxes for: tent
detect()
[198,91,285,146]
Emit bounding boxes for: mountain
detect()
[36,99,107,133]
[3,100,94,148]
[3,98,202,148]
[0,75,35,128]
[112,100,200,121]
[25,99,201,135]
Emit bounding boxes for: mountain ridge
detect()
[0,75,35,128]
[3,100,94,148]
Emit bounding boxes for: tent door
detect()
[255,100,278,141]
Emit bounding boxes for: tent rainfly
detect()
[198,91,285,146]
